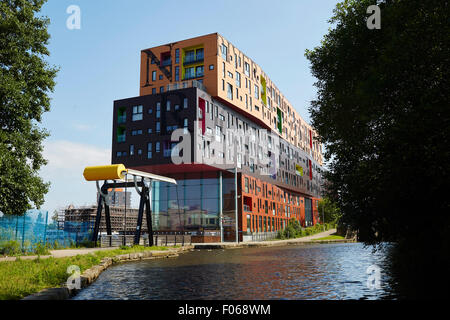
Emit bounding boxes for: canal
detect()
[73,242,400,300]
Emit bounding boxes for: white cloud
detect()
[39,140,111,213]
[43,140,110,170]
[73,123,96,132]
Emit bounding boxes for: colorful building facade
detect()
[112,33,324,242]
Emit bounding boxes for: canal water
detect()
[73,242,400,300]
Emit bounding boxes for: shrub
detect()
[0,240,22,256]
[77,239,96,248]
[51,240,61,249]
[33,242,50,256]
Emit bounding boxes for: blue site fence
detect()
[0,210,93,249]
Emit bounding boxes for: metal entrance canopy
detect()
[83,164,177,246]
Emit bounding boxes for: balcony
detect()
[183,55,204,66]
[166,79,206,92]
[183,71,204,80]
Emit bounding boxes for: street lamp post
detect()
[225,167,239,243]
[234,167,238,243]
[219,171,223,243]
[322,201,325,232]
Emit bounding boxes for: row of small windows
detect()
[117,140,181,160]
[117,118,189,143]
[119,98,189,124]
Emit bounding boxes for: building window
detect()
[183,118,188,133]
[209,102,213,120]
[209,64,214,70]
[166,100,171,111]
[227,83,233,100]
[175,104,179,111]
[130,144,134,156]
[132,105,143,121]
[254,84,259,99]
[196,65,204,78]
[160,86,164,93]
[222,62,225,78]
[185,67,195,79]
[175,66,180,81]
[163,141,177,157]
[148,108,153,115]
[147,143,152,159]
[156,102,160,118]
[175,49,180,64]
[215,125,222,142]
[156,122,160,133]
[138,149,142,155]
[236,72,241,87]
[117,127,126,143]
[152,88,156,94]
[148,128,152,134]
[222,79,225,91]
[227,71,233,78]
[244,62,250,76]
[156,142,160,153]
[185,49,195,63]
[221,44,227,60]
[152,71,156,81]
[116,151,122,157]
[183,98,188,109]
[159,75,163,80]
[196,48,204,60]
[131,129,142,136]
[167,125,178,132]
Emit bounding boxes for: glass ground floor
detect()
[150,171,319,242]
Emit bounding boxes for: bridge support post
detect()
[134,185,147,245]
[145,185,154,247]
[92,195,103,244]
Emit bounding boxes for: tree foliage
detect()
[305,0,449,245]
[0,0,57,215]
[318,197,341,224]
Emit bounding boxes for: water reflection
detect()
[73,243,400,300]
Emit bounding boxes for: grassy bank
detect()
[313,235,345,241]
[0,245,169,300]
[276,219,336,240]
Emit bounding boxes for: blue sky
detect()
[38,0,339,214]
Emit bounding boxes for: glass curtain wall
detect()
[151,171,236,238]
[304,198,313,227]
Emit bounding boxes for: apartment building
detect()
[112,33,325,242]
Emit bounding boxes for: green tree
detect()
[318,197,341,225]
[306,0,449,296]
[0,0,57,215]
